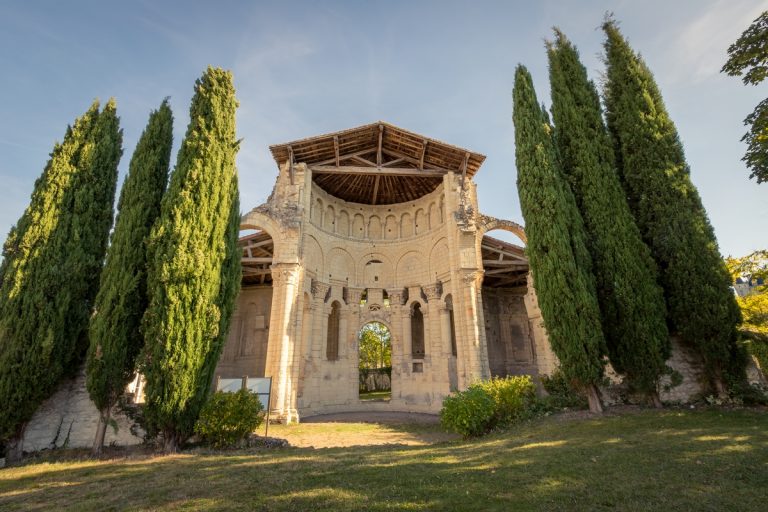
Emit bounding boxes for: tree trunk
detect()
[163,430,180,454]
[713,374,727,399]
[4,423,26,466]
[586,384,603,413]
[91,407,110,456]
[650,390,663,409]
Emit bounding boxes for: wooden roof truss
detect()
[240,231,273,286]
[270,122,486,205]
[481,235,528,288]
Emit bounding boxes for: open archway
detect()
[358,321,392,401]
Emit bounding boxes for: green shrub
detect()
[440,376,540,437]
[540,370,588,410]
[440,386,495,437]
[194,390,264,448]
[477,376,537,426]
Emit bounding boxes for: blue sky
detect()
[0,0,765,256]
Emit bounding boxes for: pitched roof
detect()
[269,122,486,205]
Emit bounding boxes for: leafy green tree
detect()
[513,65,607,413]
[603,20,745,394]
[0,100,122,463]
[547,30,669,405]
[358,322,391,369]
[726,251,768,371]
[86,100,173,455]
[722,11,768,183]
[142,68,241,452]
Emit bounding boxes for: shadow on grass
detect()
[1,409,767,511]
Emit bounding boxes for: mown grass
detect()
[1,409,766,511]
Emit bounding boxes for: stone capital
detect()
[422,282,443,301]
[460,269,484,285]
[310,279,331,301]
[270,263,300,286]
[346,287,365,305]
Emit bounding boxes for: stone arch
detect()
[396,251,427,287]
[368,215,382,239]
[429,238,450,281]
[428,202,438,229]
[324,205,336,232]
[352,213,365,238]
[384,214,398,240]
[337,210,350,236]
[312,197,324,225]
[401,212,413,238]
[476,216,527,244]
[327,247,356,283]
[303,234,324,277]
[241,208,281,239]
[414,209,427,235]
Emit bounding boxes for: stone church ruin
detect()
[216,122,555,421]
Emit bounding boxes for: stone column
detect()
[459,269,490,385]
[423,282,445,395]
[265,262,301,423]
[387,288,406,401]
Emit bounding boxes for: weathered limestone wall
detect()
[482,287,538,377]
[214,286,273,380]
[22,367,143,452]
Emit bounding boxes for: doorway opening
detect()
[358,321,392,401]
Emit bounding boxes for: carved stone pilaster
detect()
[422,282,443,302]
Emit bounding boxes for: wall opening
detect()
[358,321,391,401]
[411,302,425,359]
[326,301,341,361]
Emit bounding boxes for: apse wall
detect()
[304,182,451,290]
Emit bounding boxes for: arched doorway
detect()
[358,321,392,401]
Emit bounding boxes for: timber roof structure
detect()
[270,121,486,205]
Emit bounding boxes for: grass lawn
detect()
[358,390,391,401]
[1,408,766,511]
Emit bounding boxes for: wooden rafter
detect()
[310,165,445,177]
[333,136,340,167]
[372,175,380,205]
[419,140,427,170]
[377,124,383,166]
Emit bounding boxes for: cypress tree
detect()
[142,68,241,452]
[86,100,173,455]
[602,20,745,394]
[0,100,122,462]
[513,65,607,412]
[547,31,670,404]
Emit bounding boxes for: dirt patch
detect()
[269,412,458,448]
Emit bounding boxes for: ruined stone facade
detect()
[215,122,556,421]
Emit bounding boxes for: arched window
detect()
[411,302,425,359]
[327,301,341,361]
[445,294,457,357]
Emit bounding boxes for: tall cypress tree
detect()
[86,100,173,455]
[0,100,122,462]
[513,65,607,412]
[547,30,670,404]
[602,20,745,394]
[142,68,241,452]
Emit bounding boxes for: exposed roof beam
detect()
[419,140,427,170]
[381,157,405,168]
[485,266,528,275]
[241,238,274,249]
[372,175,381,205]
[460,152,469,187]
[482,260,526,267]
[313,149,375,166]
[287,146,295,185]
[377,124,383,166]
[349,154,378,167]
[333,136,340,167]
[310,165,445,177]
[242,257,274,264]
[242,268,272,276]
